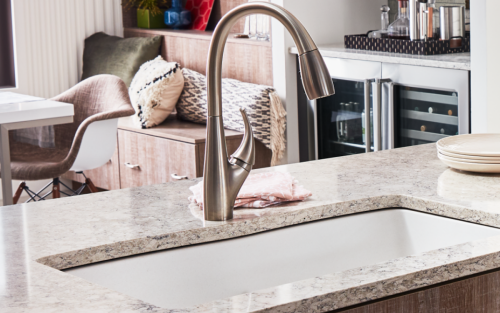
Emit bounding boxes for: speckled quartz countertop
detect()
[290,44,471,71]
[4,144,500,312]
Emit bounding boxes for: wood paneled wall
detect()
[124,27,273,87]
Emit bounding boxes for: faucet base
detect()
[203,116,251,221]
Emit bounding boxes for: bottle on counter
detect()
[388,0,410,40]
[381,5,390,31]
[368,5,391,38]
[426,0,440,40]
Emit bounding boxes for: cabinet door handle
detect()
[171,174,188,180]
[124,162,140,169]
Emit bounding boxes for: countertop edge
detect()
[290,46,471,71]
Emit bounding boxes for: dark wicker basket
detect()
[344,34,470,55]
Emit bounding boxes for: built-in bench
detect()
[63,114,271,190]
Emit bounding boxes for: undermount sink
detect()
[63,208,500,309]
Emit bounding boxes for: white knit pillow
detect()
[129,56,184,128]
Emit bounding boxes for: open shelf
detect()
[121,1,273,87]
[330,140,372,150]
[124,27,272,47]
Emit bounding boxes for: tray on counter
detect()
[344,34,470,55]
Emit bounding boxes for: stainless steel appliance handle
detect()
[374,79,382,152]
[386,81,395,149]
[364,79,373,153]
[377,79,394,151]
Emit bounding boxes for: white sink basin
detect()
[64,209,500,309]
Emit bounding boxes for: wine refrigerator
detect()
[298,58,470,161]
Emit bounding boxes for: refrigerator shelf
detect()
[330,140,373,150]
[334,90,371,98]
[400,90,458,106]
[401,129,449,142]
[401,110,458,125]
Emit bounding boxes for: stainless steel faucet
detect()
[203,2,335,221]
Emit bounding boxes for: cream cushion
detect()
[129,56,184,128]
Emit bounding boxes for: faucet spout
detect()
[203,2,335,221]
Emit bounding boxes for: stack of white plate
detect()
[437,134,500,173]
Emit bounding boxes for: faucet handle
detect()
[230,108,255,167]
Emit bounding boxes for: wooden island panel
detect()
[333,269,500,313]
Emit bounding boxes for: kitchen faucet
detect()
[203,2,335,221]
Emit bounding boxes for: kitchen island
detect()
[3,144,500,312]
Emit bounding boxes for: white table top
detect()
[0,92,74,124]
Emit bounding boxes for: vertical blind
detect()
[0,0,15,88]
[7,0,123,98]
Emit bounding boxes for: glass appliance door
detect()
[382,63,469,149]
[394,86,459,147]
[317,79,374,159]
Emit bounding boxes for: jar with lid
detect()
[388,0,410,40]
[369,5,391,38]
[426,0,440,39]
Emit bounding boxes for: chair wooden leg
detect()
[13,182,26,204]
[52,178,60,199]
[85,178,98,193]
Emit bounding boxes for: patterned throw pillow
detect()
[129,56,184,128]
[176,68,287,165]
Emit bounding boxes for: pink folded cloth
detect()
[189,172,312,208]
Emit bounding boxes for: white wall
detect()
[470,0,500,133]
[272,0,387,164]
[0,0,123,203]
